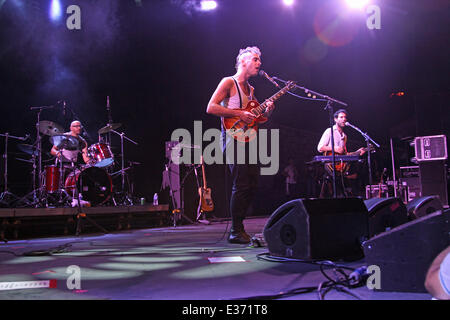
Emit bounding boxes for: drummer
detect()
[50,120,91,165]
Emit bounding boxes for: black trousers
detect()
[224,139,260,232]
[228,162,259,232]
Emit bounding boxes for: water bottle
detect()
[153,193,158,206]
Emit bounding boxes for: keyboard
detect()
[312,155,362,162]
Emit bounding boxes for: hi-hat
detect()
[50,135,79,150]
[98,123,121,134]
[17,144,40,156]
[39,121,64,136]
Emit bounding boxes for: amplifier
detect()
[414,135,447,162]
[400,166,419,178]
[400,177,421,202]
[365,184,389,199]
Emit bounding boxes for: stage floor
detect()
[0,217,432,301]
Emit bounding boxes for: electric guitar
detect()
[324,145,373,174]
[197,155,214,220]
[222,81,296,143]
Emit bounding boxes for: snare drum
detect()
[44,165,61,193]
[65,166,112,206]
[88,142,114,168]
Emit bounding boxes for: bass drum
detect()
[65,166,112,206]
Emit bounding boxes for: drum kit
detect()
[1,100,139,209]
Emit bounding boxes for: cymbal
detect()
[50,135,79,150]
[39,120,64,136]
[98,123,121,134]
[17,144,39,156]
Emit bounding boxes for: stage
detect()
[0,216,433,301]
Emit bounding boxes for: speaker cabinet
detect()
[263,198,369,260]
[161,163,198,222]
[363,198,409,238]
[419,161,448,207]
[363,210,450,293]
[406,195,443,220]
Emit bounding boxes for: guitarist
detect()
[317,109,366,198]
[206,46,275,244]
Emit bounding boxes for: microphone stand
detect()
[109,128,138,205]
[345,122,380,198]
[273,76,348,198]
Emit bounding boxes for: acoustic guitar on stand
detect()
[197,155,214,221]
[222,81,296,143]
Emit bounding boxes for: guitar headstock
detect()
[285,81,296,90]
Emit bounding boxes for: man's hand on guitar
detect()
[239,110,256,124]
[357,147,366,156]
[265,100,275,113]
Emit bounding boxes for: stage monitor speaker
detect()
[263,198,369,261]
[363,198,409,238]
[363,209,450,293]
[406,195,443,220]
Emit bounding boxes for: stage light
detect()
[345,0,370,10]
[200,0,217,11]
[389,91,406,98]
[283,0,295,6]
[49,0,62,22]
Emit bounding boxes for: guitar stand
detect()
[193,165,212,225]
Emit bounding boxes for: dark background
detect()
[0,0,448,217]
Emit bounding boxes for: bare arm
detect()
[51,146,61,159]
[206,77,255,124]
[425,246,450,300]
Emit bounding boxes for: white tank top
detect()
[220,77,254,151]
[221,77,254,110]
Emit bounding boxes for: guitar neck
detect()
[253,85,291,114]
[201,156,207,188]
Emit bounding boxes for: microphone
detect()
[344,122,357,129]
[259,70,279,88]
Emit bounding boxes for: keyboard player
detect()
[317,109,366,198]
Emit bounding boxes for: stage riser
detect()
[0,205,169,240]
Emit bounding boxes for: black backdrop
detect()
[0,0,448,216]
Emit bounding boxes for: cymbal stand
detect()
[109,129,138,205]
[0,133,28,206]
[30,105,54,206]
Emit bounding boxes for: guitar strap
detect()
[231,77,243,109]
